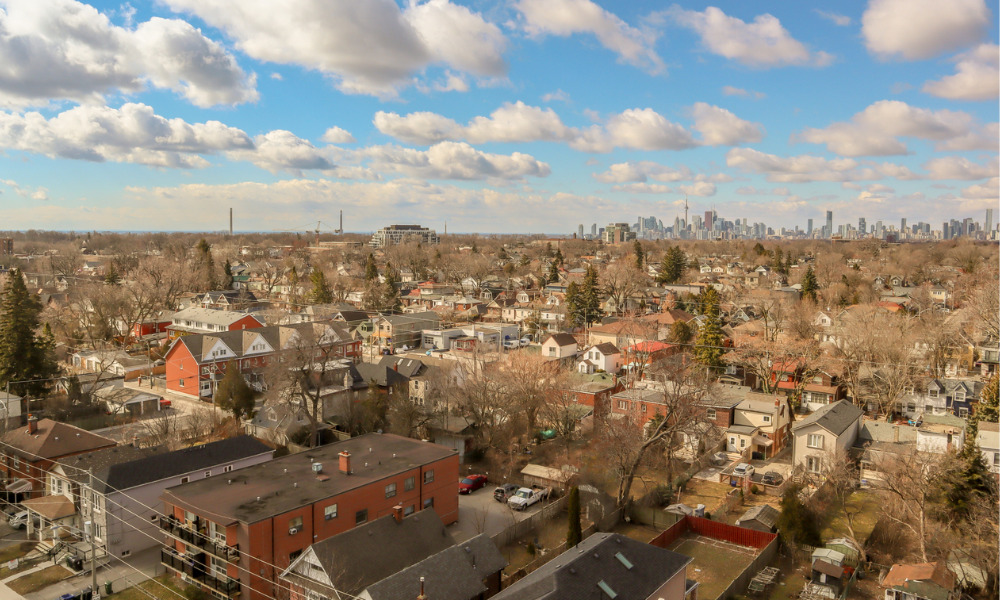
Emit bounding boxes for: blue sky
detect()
[0,0,996,233]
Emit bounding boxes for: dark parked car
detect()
[459,474,488,494]
[761,471,784,486]
[493,483,519,502]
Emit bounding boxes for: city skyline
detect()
[0,0,996,233]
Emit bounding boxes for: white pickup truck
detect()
[507,486,550,511]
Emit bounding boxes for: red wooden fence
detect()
[650,515,777,550]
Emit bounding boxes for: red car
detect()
[458,474,488,494]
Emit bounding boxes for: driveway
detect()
[448,485,552,543]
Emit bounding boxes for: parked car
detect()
[9,510,39,530]
[459,474,488,494]
[159,397,171,409]
[519,337,531,347]
[503,340,518,349]
[761,471,784,486]
[733,463,755,478]
[493,483,519,503]
[711,452,728,466]
[507,486,551,511]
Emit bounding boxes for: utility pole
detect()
[89,470,100,600]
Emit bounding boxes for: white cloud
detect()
[725,148,921,183]
[0,178,48,201]
[542,89,570,103]
[0,0,256,108]
[227,130,333,174]
[320,127,356,144]
[721,86,765,99]
[960,177,998,199]
[0,103,252,167]
[735,186,790,196]
[360,141,550,181]
[923,156,999,180]
[862,0,990,60]
[571,108,696,152]
[795,100,996,156]
[689,102,764,146]
[375,102,573,146]
[160,0,506,96]
[815,10,851,26]
[433,71,469,93]
[922,44,999,101]
[516,0,663,73]
[678,182,716,197]
[593,161,731,184]
[611,183,673,194]
[669,6,833,67]
[269,72,283,81]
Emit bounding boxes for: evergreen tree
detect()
[364,254,379,282]
[752,242,767,256]
[222,260,234,290]
[196,239,215,290]
[579,265,602,325]
[497,246,508,261]
[777,483,821,546]
[801,265,819,302]
[382,262,401,312]
[566,486,582,548]
[668,320,693,345]
[0,268,58,398]
[978,373,998,422]
[554,248,564,266]
[658,247,687,284]
[633,240,644,270]
[547,260,560,284]
[771,247,786,275]
[308,269,334,304]
[564,281,583,327]
[471,240,478,253]
[213,361,255,420]
[693,287,724,369]
[103,265,121,286]
[544,242,554,258]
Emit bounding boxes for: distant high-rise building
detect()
[943,221,951,239]
[704,211,714,230]
[858,218,866,237]
[807,219,813,235]
[825,211,833,237]
[578,224,584,238]
[900,218,906,234]
[591,223,597,236]
[986,209,994,232]
[369,224,440,248]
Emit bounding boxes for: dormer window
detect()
[928,388,939,398]
[954,391,965,402]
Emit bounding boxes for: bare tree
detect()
[601,260,647,315]
[873,445,945,562]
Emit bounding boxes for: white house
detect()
[541,333,578,359]
[576,343,621,374]
[791,400,864,476]
[975,421,999,474]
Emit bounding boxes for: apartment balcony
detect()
[161,549,240,597]
[159,516,240,562]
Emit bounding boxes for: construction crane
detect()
[273,211,344,245]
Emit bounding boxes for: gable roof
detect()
[3,419,116,461]
[492,533,691,600]
[171,307,261,328]
[792,400,863,435]
[543,333,577,347]
[883,562,955,600]
[737,504,779,529]
[591,342,620,355]
[170,321,353,365]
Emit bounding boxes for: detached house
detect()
[882,562,957,600]
[726,394,792,458]
[792,401,864,476]
[577,343,621,374]
[541,333,578,359]
[167,307,264,339]
[897,379,982,419]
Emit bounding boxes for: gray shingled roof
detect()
[792,400,862,435]
[544,333,577,347]
[737,504,780,530]
[492,533,691,600]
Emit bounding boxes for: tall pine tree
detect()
[579,265,602,325]
[801,265,819,302]
[658,246,686,284]
[566,486,582,547]
[364,254,379,282]
[0,268,58,398]
[693,287,724,370]
[308,269,334,304]
[565,281,582,327]
[633,240,644,270]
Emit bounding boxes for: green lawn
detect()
[820,490,881,544]
[668,536,756,600]
[7,564,72,594]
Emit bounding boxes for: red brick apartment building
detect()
[159,433,459,600]
[164,321,360,399]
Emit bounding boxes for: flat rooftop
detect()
[162,433,456,525]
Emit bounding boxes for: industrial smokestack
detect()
[229,208,233,236]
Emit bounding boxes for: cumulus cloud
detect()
[0,103,252,167]
[923,156,999,180]
[689,102,764,146]
[320,127,356,144]
[593,161,731,184]
[735,186,790,196]
[611,182,673,194]
[815,10,851,26]
[725,148,921,183]
[360,141,550,181]
[515,0,663,73]
[677,182,717,197]
[160,0,505,96]
[571,108,696,152]
[862,0,990,60]
[795,100,996,156]
[0,178,48,201]
[542,89,570,103]
[960,177,999,199]
[227,130,333,174]
[668,6,833,67]
[721,86,765,99]
[922,44,999,101]
[0,0,257,108]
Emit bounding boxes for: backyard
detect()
[666,534,757,600]
[7,564,72,595]
[105,574,187,600]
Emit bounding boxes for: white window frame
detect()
[705,408,717,420]
[806,456,821,474]
[807,434,824,449]
[324,504,338,521]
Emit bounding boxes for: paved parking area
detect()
[448,484,550,543]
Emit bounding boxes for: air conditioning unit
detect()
[288,527,298,535]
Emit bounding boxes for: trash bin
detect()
[80,586,92,600]
[104,581,113,595]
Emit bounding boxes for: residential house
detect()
[167,307,264,338]
[370,311,441,351]
[577,343,621,374]
[587,320,657,349]
[791,401,864,476]
[94,386,164,416]
[0,392,22,430]
[47,436,272,559]
[726,393,792,458]
[1,417,116,501]
[164,321,360,399]
[770,361,846,409]
[540,333,578,359]
[638,309,695,340]
[897,379,982,419]
[975,421,999,475]
[915,414,965,454]
[159,434,459,600]
[280,510,505,600]
[610,388,663,430]
[491,533,694,600]
[882,562,957,600]
[975,338,998,376]
[71,349,156,380]
[563,380,617,421]
[202,290,260,311]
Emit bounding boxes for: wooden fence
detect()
[715,536,780,600]
[490,494,569,548]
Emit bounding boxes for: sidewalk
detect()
[21,546,163,600]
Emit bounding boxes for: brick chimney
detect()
[27,415,37,435]
[393,504,404,523]
[338,451,352,475]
